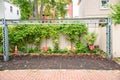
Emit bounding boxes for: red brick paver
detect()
[0,70,120,80]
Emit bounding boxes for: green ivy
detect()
[61,24,87,50]
[0,24,91,54]
[76,41,86,52]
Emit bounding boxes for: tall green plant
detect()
[41,25,52,47]
[84,32,97,45]
[51,25,60,50]
[33,25,42,48]
[61,24,87,50]
[74,24,88,40]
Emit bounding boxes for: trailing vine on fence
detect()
[61,24,87,50]
[0,24,89,53]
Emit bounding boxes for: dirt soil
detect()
[0,54,120,70]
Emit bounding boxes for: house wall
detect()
[4,2,20,19]
[78,0,85,18]
[72,0,79,18]
[0,1,20,19]
[0,0,4,19]
[84,0,109,18]
[65,3,73,18]
[83,0,119,18]
[68,3,73,18]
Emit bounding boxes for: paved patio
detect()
[0,70,120,80]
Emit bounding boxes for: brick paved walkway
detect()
[0,70,120,80]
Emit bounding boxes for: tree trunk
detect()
[34,0,38,19]
[29,0,34,19]
[40,0,44,22]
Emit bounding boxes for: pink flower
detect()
[89,45,95,50]
[42,46,48,52]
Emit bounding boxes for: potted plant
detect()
[84,32,97,50]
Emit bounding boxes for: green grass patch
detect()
[114,58,120,62]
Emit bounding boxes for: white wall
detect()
[98,27,106,52]
[72,0,79,18]
[78,0,85,18]
[0,1,20,19]
[112,24,120,57]
[0,0,4,19]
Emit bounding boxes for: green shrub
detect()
[75,41,86,52]
[0,46,3,53]
[84,32,97,45]
[27,47,38,53]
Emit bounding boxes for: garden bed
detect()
[0,54,120,70]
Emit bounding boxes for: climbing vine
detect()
[0,24,88,53]
[61,24,87,50]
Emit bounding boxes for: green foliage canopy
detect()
[11,0,72,19]
[12,0,32,19]
[110,3,120,24]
